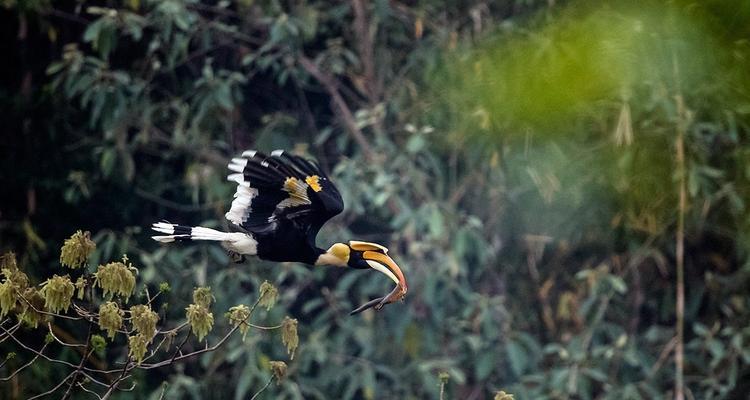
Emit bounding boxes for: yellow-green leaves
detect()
[19,288,47,328]
[192,286,213,308]
[0,281,15,318]
[40,275,75,313]
[130,304,159,342]
[186,304,214,342]
[1,252,18,272]
[269,360,287,384]
[0,252,29,318]
[74,277,86,300]
[128,334,148,364]
[226,304,250,340]
[158,282,171,294]
[258,280,278,311]
[94,258,136,300]
[90,334,106,353]
[280,316,298,359]
[99,301,123,339]
[494,391,515,400]
[186,287,214,342]
[60,230,96,269]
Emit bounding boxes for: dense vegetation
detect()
[2,0,750,398]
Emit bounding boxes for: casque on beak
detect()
[350,251,408,315]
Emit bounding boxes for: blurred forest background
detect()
[2,0,750,399]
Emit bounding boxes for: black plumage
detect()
[228,150,343,264]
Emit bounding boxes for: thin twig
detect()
[0,342,49,381]
[249,376,274,400]
[139,296,263,370]
[649,336,677,378]
[28,371,75,399]
[48,322,87,348]
[246,322,283,331]
[0,321,21,343]
[101,356,132,400]
[77,381,104,400]
[0,324,116,378]
[62,325,94,399]
[168,330,192,364]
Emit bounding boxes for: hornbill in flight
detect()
[150,150,407,314]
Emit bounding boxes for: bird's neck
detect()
[313,247,347,267]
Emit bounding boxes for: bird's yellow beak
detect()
[350,251,408,315]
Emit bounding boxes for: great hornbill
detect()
[150,150,407,314]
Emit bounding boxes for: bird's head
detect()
[318,241,408,314]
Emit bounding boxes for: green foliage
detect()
[158,281,171,294]
[59,230,96,269]
[226,304,251,339]
[18,288,48,329]
[39,274,74,313]
[185,286,215,342]
[130,304,159,341]
[191,286,213,308]
[0,282,14,318]
[258,280,279,311]
[0,253,28,318]
[128,333,149,364]
[99,301,123,339]
[495,391,514,400]
[270,360,288,384]
[186,303,214,342]
[94,258,137,300]
[280,316,299,360]
[90,334,107,353]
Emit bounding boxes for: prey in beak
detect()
[349,250,408,315]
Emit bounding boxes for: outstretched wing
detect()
[225,150,343,241]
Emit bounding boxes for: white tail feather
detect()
[189,226,232,241]
[150,222,258,255]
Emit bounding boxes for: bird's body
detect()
[253,218,320,263]
[151,149,407,313]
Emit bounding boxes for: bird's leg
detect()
[350,296,386,315]
[349,283,406,315]
[227,250,245,264]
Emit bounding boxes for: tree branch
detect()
[298,56,374,161]
[249,375,274,400]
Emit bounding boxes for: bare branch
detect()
[48,322,87,348]
[168,330,192,365]
[101,356,132,400]
[0,324,116,379]
[28,371,76,399]
[16,290,83,320]
[247,322,283,331]
[0,342,49,381]
[298,56,374,161]
[249,376,274,400]
[0,320,21,343]
[62,325,94,400]
[77,381,104,400]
